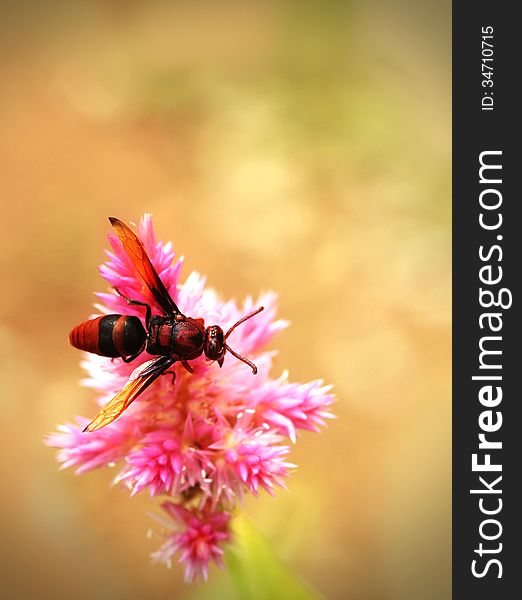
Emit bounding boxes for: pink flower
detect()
[152,502,231,582]
[46,214,334,581]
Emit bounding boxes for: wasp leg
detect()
[114,287,152,329]
[121,352,143,363]
[161,369,177,385]
[181,361,194,374]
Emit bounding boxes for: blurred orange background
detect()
[0,2,450,599]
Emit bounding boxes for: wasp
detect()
[70,217,263,432]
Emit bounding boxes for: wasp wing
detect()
[83,356,174,432]
[109,217,181,316]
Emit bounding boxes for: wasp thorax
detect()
[204,325,226,363]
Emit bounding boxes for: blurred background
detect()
[0,1,450,599]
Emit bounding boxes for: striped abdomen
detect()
[69,315,146,358]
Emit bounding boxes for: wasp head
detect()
[203,307,265,373]
[204,325,226,366]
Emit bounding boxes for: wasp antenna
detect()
[225,344,258,374]
[224,306,264,340]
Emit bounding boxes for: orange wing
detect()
[109,217,181,315]
[83,356,174,432]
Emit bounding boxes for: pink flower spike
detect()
[152,502,232,582]
[46,214,334,582]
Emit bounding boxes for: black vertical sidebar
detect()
[453,2,520,598]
